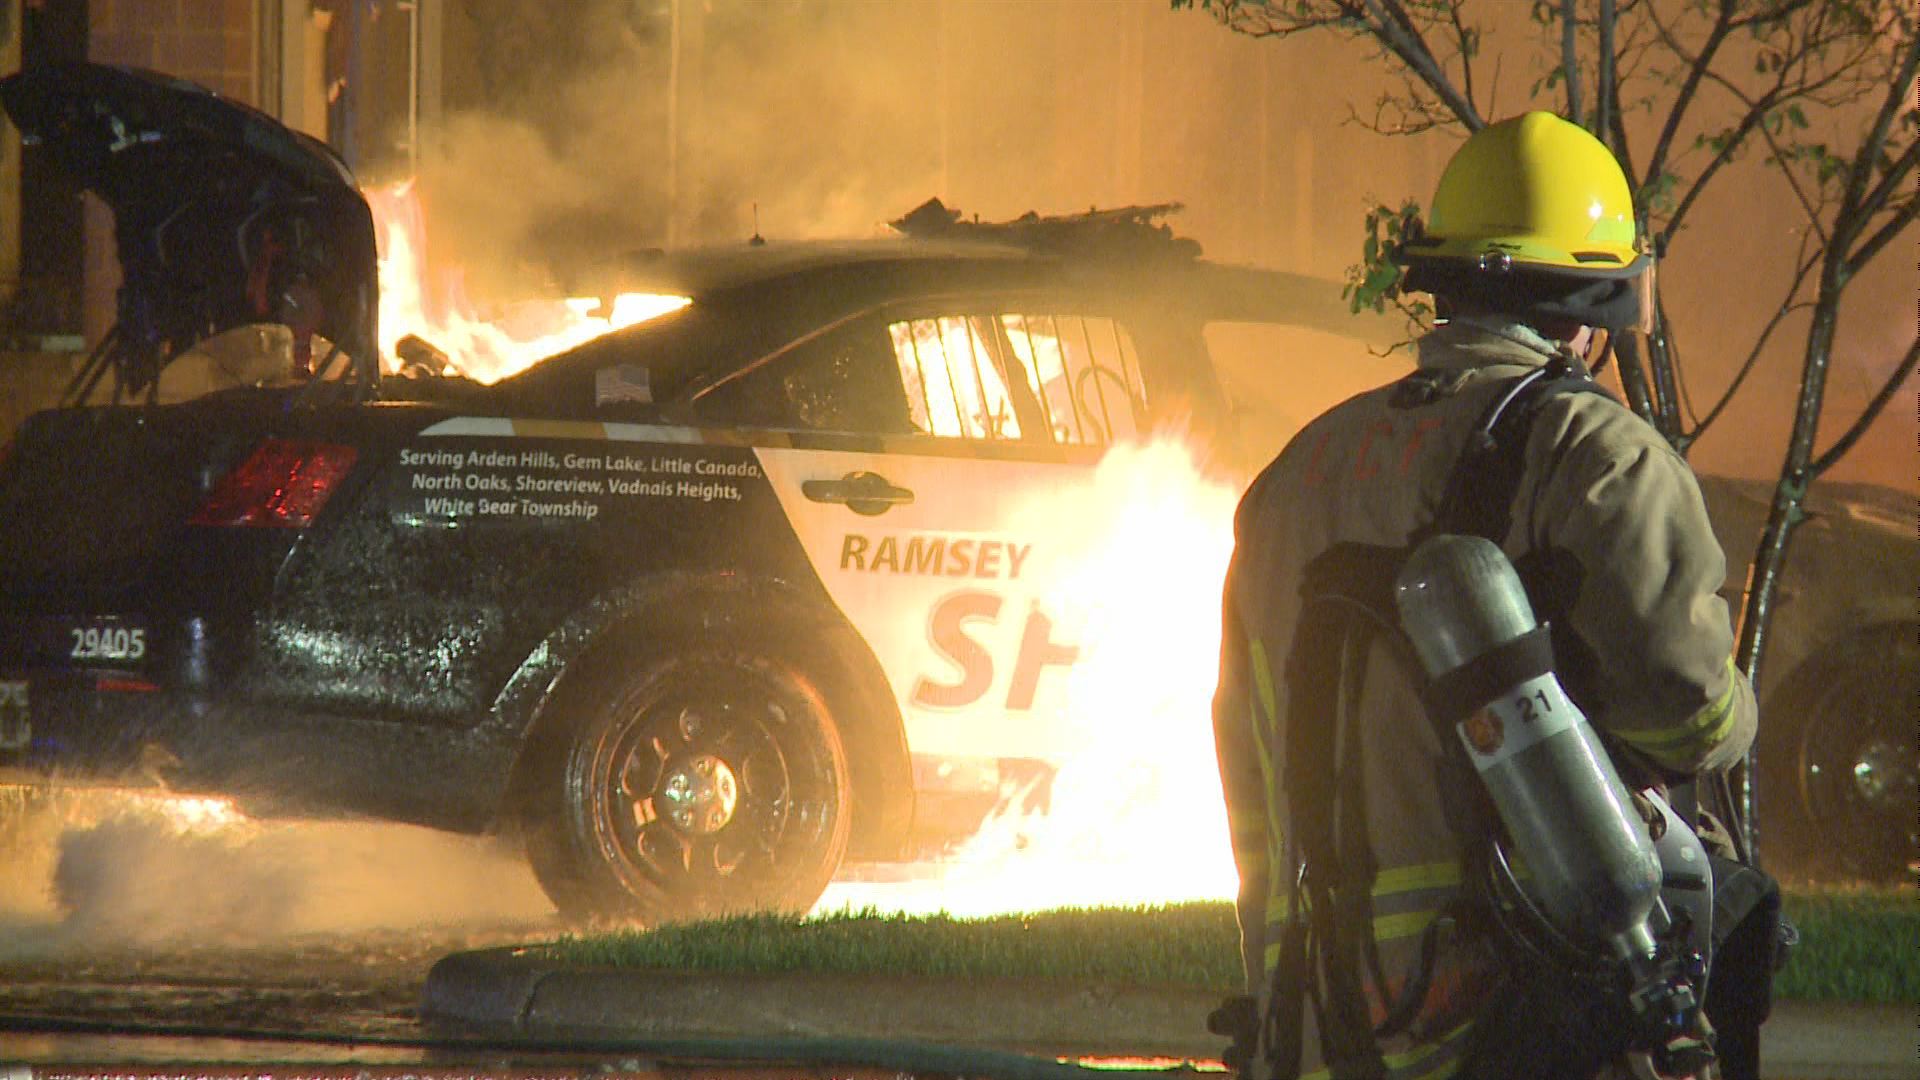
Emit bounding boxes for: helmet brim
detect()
[1401,253,1650,330]
[1399,241,1647,280]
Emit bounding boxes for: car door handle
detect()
[802,472,915,516]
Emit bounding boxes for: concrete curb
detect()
[423,948,1914,1078]
[423,947,1224,1059]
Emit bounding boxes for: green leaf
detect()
[1785,104,1808,129]
[1641,171,1681,214]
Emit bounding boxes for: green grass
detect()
[543,890,1919,1005]
[1775,887,1920,1003]
[546,903,1244,990]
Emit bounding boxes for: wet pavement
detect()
[1,926,1904,1080]
[0,799,1909,1079]
[0,925,527,1048]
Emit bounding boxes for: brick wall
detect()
[81,0,260,363]
[89,0,255,100]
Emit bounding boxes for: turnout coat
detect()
[1213,318,1757,1079]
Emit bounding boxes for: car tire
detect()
[1757,624,1917,884]
[517,646,851,924]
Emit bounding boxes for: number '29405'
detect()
[70,626,145,661]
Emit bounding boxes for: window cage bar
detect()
[1049,315,1089,444]
[979,315,1043,442]
[948,317,986,438]
[929,319,969,438]
[899,321,936,434]
[1079,316,1116,444]
[1012,315,1064,443]
[959,317,998,439]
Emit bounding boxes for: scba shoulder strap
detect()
[1267,356,1612,1080]
[1430,354,1614,546]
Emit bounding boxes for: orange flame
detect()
[818,437,1241,916]
[367,183,1243,916]
[365,180,687,384]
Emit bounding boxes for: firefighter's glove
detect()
[1206,995,1259,1076]
[1693,807,1738,862]
[1629,790,1668,840]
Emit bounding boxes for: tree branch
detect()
[1644,0,1865,244]
[1447,2,1478,118]
[1642,0,1736,191]
[1844,196,1918,279]
[1658,91,1776,244]
[1757,125,1833,249]
[1830,18,1919,243]
[1346,96,1449,136]
[1204,1,1352,39]
[1562,0,1583,123]
[1686,243,1822,439]
[1597,0,1616,143]
[1725,0,1819,34]
[1810,334,1920,477]
[1857,139,1920,224]
[1361,0,1485,129]
[1607,65,1639,184]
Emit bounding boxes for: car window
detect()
[889,313,1146,445]
[697,321,914,433]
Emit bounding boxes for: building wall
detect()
[1,0,21,314]
[89,0,255,98]
[81,0,259,347]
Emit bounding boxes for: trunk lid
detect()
[0,63,379,392]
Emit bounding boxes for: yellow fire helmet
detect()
[1411,111,1643,275]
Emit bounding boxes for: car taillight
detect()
[190,439,358,528]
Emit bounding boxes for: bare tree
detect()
[1181,0,1918,853]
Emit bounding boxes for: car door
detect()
[696,300,1163,769]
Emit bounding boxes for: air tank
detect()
[1394,534,1662,963]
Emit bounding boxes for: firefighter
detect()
[1211,111,1757,1079]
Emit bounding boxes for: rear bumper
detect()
[0,672,517,833]
[0,668,167,776]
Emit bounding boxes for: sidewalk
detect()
[422,947,1913,1080]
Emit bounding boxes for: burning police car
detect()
[0,65,1908,926]
[0,63,1390,922]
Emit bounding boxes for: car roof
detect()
[502,231,1398,404]
[578,237,1043,298]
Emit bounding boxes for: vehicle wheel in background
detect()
[516,649,851,924]
[1758,625,1918,885]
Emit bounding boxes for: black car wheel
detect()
[1759,626,1917,884]
[518,648,850,924]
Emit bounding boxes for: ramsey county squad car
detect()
[1,63,1412,922]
